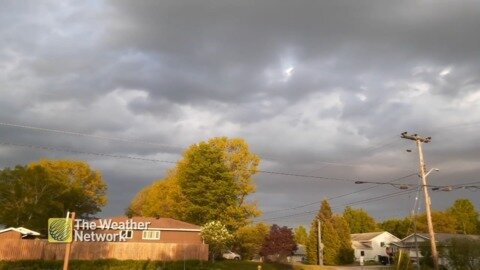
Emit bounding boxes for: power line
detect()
[0,121,184,150]
[0,121,411,169]
[0,141,178,165]
[0,140,360,183]
[256,170,356,183]
[256,189,416,222]
[262,173,418,215]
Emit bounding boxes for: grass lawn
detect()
[0,260,334,270]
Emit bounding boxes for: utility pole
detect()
[63,211,75,270]
[318,219,323,266]
[401,132,439,270]
[412,187,421,270]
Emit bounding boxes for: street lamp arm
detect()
[425,168,439,177]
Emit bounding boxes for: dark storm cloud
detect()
[0,0,479,226]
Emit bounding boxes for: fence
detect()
[0,239,208,261]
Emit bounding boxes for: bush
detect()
[443,238,480,270]
[395,250,413,270]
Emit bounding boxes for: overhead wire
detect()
[0,121,184,151]
[261,172,418,215]
[0,140,363,183]
[2,120,479,221]
[0,121,373,168]
[256,188,416,222]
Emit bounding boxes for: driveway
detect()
[328,266,393,270]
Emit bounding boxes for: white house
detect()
[351,231,400,262]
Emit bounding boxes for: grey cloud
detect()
[0,0,479,227]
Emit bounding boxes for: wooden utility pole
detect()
[318,219,323,266]
[412,187,421,270]
[401,132,439,270]
[63,211,75,270]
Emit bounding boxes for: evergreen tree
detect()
[306,219,319,264]
[305,200,353,265]
[322,218,340,265]
[294,225,308,245]
[332,215,354,264]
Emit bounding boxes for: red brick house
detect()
[74,216,203,244]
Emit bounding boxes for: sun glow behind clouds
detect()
[284,67,294,77]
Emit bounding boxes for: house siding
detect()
[352,232,400,262]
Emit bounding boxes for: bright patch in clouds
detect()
[356,93,367,102]
[284,67,294,77]
[439,67,452,77]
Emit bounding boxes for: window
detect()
[142,230,160,240]
[380,242,385,247]
[120,230,133,239]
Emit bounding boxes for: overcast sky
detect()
[1,0,479,228]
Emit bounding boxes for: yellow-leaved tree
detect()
[29,159,108,217]
[127,137,260,230]
[0,159,107,234]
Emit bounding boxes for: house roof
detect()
[351,231,385,241]
[0,227,41,236]
[294,244,306,255]
[90,216,201,231]
[402,233,480,242]
[352,241,372,250]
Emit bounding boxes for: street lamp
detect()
[425,168,439,177]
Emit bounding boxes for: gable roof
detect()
[402,233,480,242]
[352,241,372,250]
[351,232,384,241]
[0,227,41,236]
[90,216,201,231]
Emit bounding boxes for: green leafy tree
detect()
[378,218,412,239]
[442,237,480,269]
[127,137,260,230]
[0,160,107,234]
[306,200,353,265]
[343,206,377,233]
[201,221,233,262]
[294,225,308,245]
[234,223,269,260]
[416,211,456,233]
[176,142,237,226]
[30,159,108,216]
[259,224,297,262]
[447,198,479,234]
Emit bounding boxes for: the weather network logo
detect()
[48,218,73,243]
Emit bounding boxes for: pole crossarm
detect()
[401,132,431,143]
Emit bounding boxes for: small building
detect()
[394,233,480,266]
[351,231,400,262]
[288,244,306,263]
[76,216,203,244]
[0,227,41,240]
